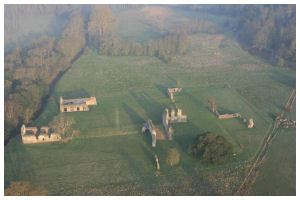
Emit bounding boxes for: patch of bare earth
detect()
[155,126,166,140]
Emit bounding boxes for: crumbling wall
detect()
[142,120,157,147]
[60,96,97,113]
[162,107,187,140]
[248,118,254,128]
[21,124,62,144]
[167,88,182,102]
[217,113,241,119]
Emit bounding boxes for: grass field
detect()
[4,6,296,195]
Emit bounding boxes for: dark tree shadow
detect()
[172,121,205,154]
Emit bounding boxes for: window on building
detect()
[77,107,80,111]
[64,108,67,112]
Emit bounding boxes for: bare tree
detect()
[49,114,75,138]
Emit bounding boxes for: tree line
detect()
[207,5,296,68]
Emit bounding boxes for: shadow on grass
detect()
[130,91,165,124]
[269,69,296,88]
[122,103,145,125]
[155,84,169,98]
[58,88,91,99]
[218,107,237,114]
[4,139,35,188]
[172,121,205,156]
[183,90,205,108]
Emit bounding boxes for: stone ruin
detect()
[21,124,61,144]
[142,120,157,147]
[154,154,160,170]
[216,111,241,119]
[275,115,296,128]
[208,98,241,120]
[60,96,97,113]
[248,118,254,128]
[162,107,187,140]
[167,88,182,102]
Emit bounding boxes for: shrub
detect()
[166,148,180,167]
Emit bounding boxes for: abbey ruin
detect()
[208,97,241,120]
[162,107,187,139]
[142,120,157,147]
[248,118,254,128]
[21,124,61,144]
[60,96,97,112]
[168,88,182,102]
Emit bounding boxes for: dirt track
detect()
[235,89,295,195]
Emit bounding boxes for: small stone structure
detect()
[276,116,296,128]
[216,111,241,119]
[60,96,97,112]
[162,107,187,139]
[208,97,217,113]
[21,124,61,144]
[209,98,241,120]
[154,154,160,170]
[248,118,254,128]
[167,88,182,102]
[142,120,157,147]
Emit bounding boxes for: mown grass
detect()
[5,6,296,195]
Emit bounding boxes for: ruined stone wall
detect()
[167,88,182,102]
[85,96,97,105]
[217,113,241,119]
[21,124,62,144]
[22,133,61,144]
[61,104,89,112]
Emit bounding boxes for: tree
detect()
[166,148,180,167]
[49,114,75,138]
[188,132,233,164]
[276,57,285,68]
[5,181,48,196]
[23,108,33,124]
[56,11,86,66]
[88,5,115,49]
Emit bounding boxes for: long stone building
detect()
[21,124,61,144]
[60,96,97,112]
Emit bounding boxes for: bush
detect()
[166,148,180,167]
[188,132,233,164]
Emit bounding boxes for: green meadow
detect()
[5,6,295,195]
